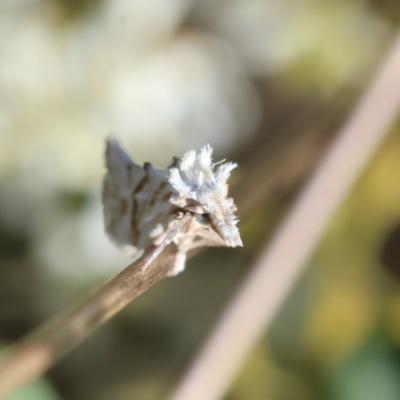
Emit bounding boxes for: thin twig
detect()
[169,30,400,400]
[0,241,180,399]
[142,213,192,271]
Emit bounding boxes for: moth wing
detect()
[102,139,146,254]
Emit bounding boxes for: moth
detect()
[102,138,242,275]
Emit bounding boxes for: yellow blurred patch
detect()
[383,292,400,346]
[304,279,376,365]
[231,345,310,400]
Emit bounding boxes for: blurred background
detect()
[1,0,400,399]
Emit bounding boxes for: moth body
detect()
[102,139,242,275]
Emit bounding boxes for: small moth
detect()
[102,139,242,275]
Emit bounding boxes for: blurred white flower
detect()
[0,0,260,182]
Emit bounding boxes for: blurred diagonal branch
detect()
[169,30,400,400]
[0,244,178,399]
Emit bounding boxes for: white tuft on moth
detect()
[102,139,242,275]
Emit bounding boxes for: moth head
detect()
[168,144,243,247]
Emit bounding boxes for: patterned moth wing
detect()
[102,139,242,275]
[102,139,177,256]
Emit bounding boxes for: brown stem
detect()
[0,244,178,399]
[169,30,400,400]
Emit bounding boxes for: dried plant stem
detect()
[169,31,400,400]
[0,242,180,399]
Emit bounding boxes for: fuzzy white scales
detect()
[102,139,242,275]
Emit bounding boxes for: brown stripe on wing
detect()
[106,199,128,234]
[129,173,152,244]
[141,181,176,235]
[162,190,173,202]
[147,181,168,208]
